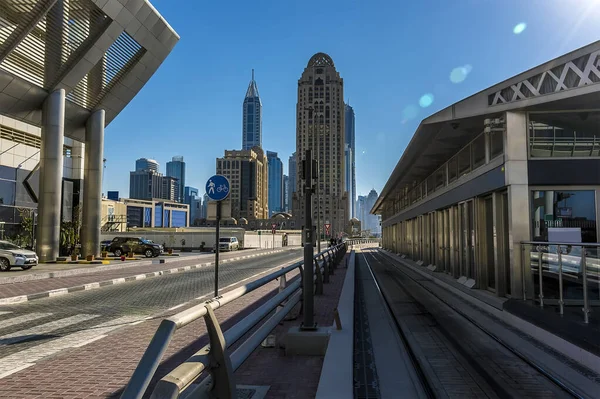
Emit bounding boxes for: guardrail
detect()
[345,238,380,246]
[121,243,347,399]
[521,241,600,324]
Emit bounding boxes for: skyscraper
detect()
[293,53,348,235]
[166,156,185,203]
[135,158,159,173]
[345,103,356,218]
[283,174,289,212]
[288,152,296,214]
[184,186,201,224]
[216,147,269,220]
[242,70,262,150]
[267,151,283,216]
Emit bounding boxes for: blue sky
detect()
[103,0,600,199]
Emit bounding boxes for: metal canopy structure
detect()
[372,40,600,214]
[0,0,179,142]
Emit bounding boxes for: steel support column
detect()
[36,89,65,262]
[81,109,105,258]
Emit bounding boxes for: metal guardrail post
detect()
[521,244,527,300]
[322,254,330,284]
[557,246,564,316]
[327,252,334,276]
[203,304,235,398]
[315,258,323,295]
[581,248,590,324]
[537,245,544,308]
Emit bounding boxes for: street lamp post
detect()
[304,106,321,253]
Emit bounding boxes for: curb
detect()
[0,250,287,305]
[0,248,294,285]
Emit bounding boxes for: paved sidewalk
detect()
[234,253,349,399]
[0,249,288,303]
[0,260,300,398]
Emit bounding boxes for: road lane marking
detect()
[0,315,142,379]
[0,314,100,346]
[0,313,52,330]
[168,303,185,311]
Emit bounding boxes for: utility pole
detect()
[301,149,317,330]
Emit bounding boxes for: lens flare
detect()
[401,105,419,121]
[450,64,472,84]
[419,93,434,108]
[513,22,527,34]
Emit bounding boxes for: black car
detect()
[108,237,163,258]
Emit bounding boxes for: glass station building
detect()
[373,41,600,299]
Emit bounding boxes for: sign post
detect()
[272,223,277,248]
[206,174,230,298]
[324,223,331,238]
[301,149,317,330]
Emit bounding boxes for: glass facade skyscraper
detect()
[166,156,185,203]
[242,70,262,150]
[288,152,296,214]
[267,151,283,216]
[345,104,356,218]
[135,158,159,173]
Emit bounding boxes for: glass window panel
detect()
[490,130,504,159]
[427,175,435,195]
[0,166,15,181]
[435,166,446,189]
[530,190,597,243]
[457,146,471,177]
[0,180,16,205]
[471,134,486,169]
[0,205,15,224]
[448,157,458,182]
[529,111,600,157]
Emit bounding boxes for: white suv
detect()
[218,237,239,252]
[0,240,39,271]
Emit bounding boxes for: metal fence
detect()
[521,241,600,324]
[121,243,349,399]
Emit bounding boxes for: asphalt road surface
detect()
[0,248,303,378]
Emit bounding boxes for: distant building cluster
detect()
[111,55,361,232]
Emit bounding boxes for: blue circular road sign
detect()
[206,175,230,201]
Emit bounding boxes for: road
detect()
[0,248,303,379]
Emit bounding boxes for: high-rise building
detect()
[345,103,356,218]
[161,176,178,202]
[166,156,185,203]
[293,53,348,235]
[135,158,159,173]
[242,70,262,150]
[201,194,209,219]
[283,175,289,212]
[288,152,297,214]
[356,190,380,235]
[344,144,352,215]
[130,170,163,200]
[356,195,367,227]
[216,147,269,220]
[267,151,283,216]
[184,186,201,225]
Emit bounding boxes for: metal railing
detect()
[121,243,347,399]
[521,241,600,324]
[345,238,380,246]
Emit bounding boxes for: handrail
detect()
[521,241,600,248]
[122,243,348,399]
[521,241,595,324]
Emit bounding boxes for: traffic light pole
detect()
[214,200,221,297]
[302,149,315,330]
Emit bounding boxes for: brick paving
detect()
[234,253,349,399]
[0,249,287,299]
[0,250,349,398]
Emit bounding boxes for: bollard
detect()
[333,308,342,330]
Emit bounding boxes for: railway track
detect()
[359,248,594,399]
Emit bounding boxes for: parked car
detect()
[100,240,112,251]
[0,240,38,271]
[218,237,240,252]
[108,237,163,258]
